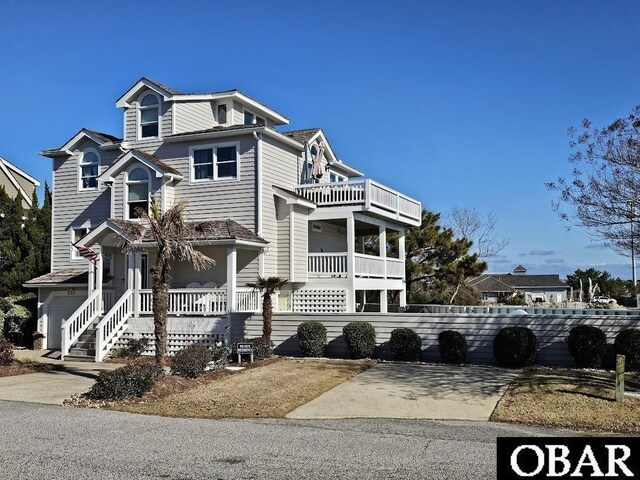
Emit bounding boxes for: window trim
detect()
[189,141,241,183]
[70,226,91,261]
[124,164,151,220]
[137,92,161,140]
[329,171,348,183]
[78,148,101,192]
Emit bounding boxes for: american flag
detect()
[73,244,100,263]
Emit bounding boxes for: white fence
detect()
[136,288,260,315]
[308,252,404,279]
[308,253,348,277]
[239,312,640,366]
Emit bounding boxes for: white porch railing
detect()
[138,289,228,315]
[386,258,405,278]
[308,253,348,277]
[102,289,116,313]
[60,289,102,359]
[309,253,405,280]
[136,288,260,315]
[354,253,386,278]
[236,288,260,312]
[295,179,421,224]
[95,289,134,362]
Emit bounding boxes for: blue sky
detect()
[1,0,639,278]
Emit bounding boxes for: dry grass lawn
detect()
[0,360,54,378]
[110,358,374,419]
[491,368,640,433]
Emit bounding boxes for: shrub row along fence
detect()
[239,312,640,366]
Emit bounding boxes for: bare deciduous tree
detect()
[446,206,509,258]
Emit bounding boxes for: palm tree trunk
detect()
[152,256,169,366]
[262,292,272,340]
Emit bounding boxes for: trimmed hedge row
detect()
[291,321,640,370]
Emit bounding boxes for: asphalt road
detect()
[0,400,568,480]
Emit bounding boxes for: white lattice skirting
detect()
[114,316,229,356]
[292,289,347,313]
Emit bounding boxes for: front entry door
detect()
[140,253,149,289]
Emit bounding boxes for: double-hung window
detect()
[79,151,99,190]
[244,110,265,126]
[217,103,228,124]
[191,144,238,181]
[126,168,150,218]
[139,93,159,138]
[329,171,347,183]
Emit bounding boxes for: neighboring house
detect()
[24,77,421,360]
[0,157,40,209]
[469,265,570,305]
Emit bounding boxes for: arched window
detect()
[139,93,159,138]
[126,167,149,219]
[79,150,100,190]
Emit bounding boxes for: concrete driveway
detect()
[0,350,120,405]
[287,363,520,420]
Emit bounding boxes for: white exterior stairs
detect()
[65,317,102,362]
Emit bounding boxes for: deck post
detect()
[133,252,141,316]
[227,246,237,313]
[346,213,356,312]
[380,289,388,313]
[95,253,103,313]
[399,229,407,309]
[379,224,387,278]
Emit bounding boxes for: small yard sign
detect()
[236,342,254,364]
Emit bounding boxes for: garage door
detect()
[47,295,87,350]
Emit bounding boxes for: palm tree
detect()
[246,276,288,340]
[120,200,214,365]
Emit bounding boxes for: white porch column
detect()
[95,254,104,312]
[346,213,356,312]
[380,289,388,313]
[227,246,237,312]
[133,252,141,316]
[379,224,387,277]
[399,228,407,309]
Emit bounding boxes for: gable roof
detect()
[41,128,122,157]
[469,273,569,292]
[513,264,527,273]
[115,77,289,125]
[282,128,363,177]
[99,149,181,182]
[0,157,40,207]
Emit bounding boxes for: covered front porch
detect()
[62,218,268,361]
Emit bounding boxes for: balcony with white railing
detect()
[308,252,404,280]
[295,179,422,225]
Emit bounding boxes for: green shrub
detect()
[615,329,640,371]
[389,328,422,361]
[297,322,327,357]
[343,322,376,359]
[567,325,607,368]
[113,337,149,359]
[493,327,537,368]
[0,339,14,366]
[171,345,213,378]
[88,364,164,400]
[210,345,231,368]
[438,330,468,364]
[242,337,274,360]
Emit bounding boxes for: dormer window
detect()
[79,149,99,190]
[244,110,265,126]
[126,167,150,218]
[217,104,228,125]
[139,93,160,138]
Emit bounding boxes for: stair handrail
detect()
[95,289,134,362]
[60,289,102,359]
